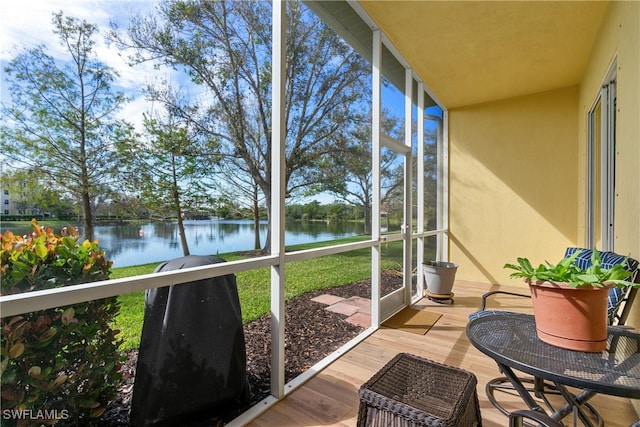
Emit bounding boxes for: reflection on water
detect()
[3,220,364,267]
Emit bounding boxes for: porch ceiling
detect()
[357,1,609,108]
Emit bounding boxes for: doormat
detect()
[381,307,442,335]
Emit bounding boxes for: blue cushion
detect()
[601,252,639,271]
[563,247,638,318]
[564,247,593,270]
[564,247,639,272]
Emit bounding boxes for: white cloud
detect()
[0,0,184,131]
[2,1,115,59]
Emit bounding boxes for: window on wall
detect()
[587,60,616,251]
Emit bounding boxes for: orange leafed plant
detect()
[1,219,121,424]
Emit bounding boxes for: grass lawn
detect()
[111,237,402,350]
[0,219,78,234]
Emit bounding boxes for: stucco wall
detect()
[449,86,579,287]
[577,2,640,329]
[449,2,639,413]
[448,2,638,293]
[578,6,640,416]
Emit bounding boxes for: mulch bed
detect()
[101,272,402,426]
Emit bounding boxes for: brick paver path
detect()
[311,294,371,328]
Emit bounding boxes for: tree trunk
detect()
[82,190,94,241]
[263,198,271,254]
[176,211,190,256]
[252,186,261,250]
[170,154,190,256]
[363,200,372,235]
[174,189,190,256]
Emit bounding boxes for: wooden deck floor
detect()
[246,280,639,426]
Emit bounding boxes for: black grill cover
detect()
[130,255,250,426]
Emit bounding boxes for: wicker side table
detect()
[357,353,481,427]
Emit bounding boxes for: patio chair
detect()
[471,248,639,325]
[468,247,639,421]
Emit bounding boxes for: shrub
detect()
[1,219,122,426]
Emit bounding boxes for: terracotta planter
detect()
[527,280,613,352]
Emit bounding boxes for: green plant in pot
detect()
[504,249,638,352]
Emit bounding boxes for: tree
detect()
[210,160,266,250]
[118,87,219,256]
[422,124,440,229]
[320,110,403,234]
[114,0,369,251]
[0,12,131,241]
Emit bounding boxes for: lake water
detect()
[4,220,365,268]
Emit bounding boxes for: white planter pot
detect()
[423,262,458,295]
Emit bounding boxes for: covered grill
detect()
[130,255,250,426]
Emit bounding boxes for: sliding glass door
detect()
[587,61,616,251]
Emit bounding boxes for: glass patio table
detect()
[466,312,640,426]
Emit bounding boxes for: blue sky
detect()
[1,0,441,128]
[1,0,441,207]
[1,1,437,128]
[0,0,166,130]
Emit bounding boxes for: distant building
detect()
[0,182,29,216]
[1,187,11,215]
[0,164,28,215]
